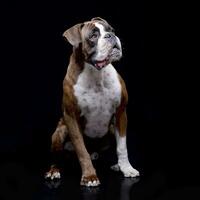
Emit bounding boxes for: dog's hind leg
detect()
[45,118,68,180]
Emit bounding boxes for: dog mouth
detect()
[93,58,109,70]
[92,45,122,70]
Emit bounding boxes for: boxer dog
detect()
[45,17,139,187]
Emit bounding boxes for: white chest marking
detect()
[74,63,121,138]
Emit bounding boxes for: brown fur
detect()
[62,45,98,183]
[47,19,129,185]
[116,74,128,137]
[49,49,128,184]
[51,118,67,152]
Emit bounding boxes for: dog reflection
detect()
[80,177,140,200]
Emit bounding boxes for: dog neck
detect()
[72,44,85,66]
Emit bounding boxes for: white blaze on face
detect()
[94,22,122,63]
[94,23,112,61]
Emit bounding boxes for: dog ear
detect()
[91,17,108,24]
[63,23,83,46]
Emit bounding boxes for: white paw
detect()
[119,164,140,177]
[45,171,61,180]
[80,175,100,187]
[86,180,100,187]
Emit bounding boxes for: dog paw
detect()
[119,164,140,178]
[45,165,61,180]
[80,175,100,187]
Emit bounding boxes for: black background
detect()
[0,0,199,199]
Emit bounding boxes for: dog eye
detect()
[89,33,98,40]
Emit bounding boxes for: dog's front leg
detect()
[64,113,100,187]
[114,109,140,177]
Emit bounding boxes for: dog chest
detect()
[74,64,121,138]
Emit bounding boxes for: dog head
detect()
[63,17,122,70]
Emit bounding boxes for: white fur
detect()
[95,23,121,61]
[74,63,121,138]
[45,171,61,180]
[84,179,100,187]
[95,23,107,60]
[115,130,140,177]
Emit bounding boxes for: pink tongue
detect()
[95,60,106,68]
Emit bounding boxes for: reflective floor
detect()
[0,153,200,200]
